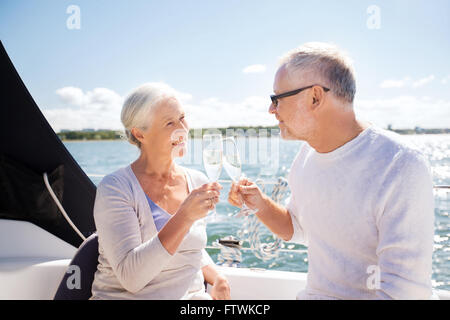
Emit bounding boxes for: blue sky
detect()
[1,0,449,131]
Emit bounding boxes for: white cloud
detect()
[242,64,266,74]
[412,75,435,88]
[55,86,123,109]
[441,75,450,84]
[355,95,450,129]
[55,86,86,106]
[44,86,124,132]
[379,75,436,89]
[183,95,274,128]
[379,77,410,88]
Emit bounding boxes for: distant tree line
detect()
[57,127,282,141]
[191,126,280,137]
[57,126,449,141]
[387,124,450,135]
[57,130,123,141]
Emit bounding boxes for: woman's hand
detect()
[210,274,231,300]
[228,178,268,211]
[177,182,222,222]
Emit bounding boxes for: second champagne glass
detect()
[222,137,256,217]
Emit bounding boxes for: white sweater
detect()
[286,125,435,299]
[90,165,214,300]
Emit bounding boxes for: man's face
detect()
[269,65,316,141]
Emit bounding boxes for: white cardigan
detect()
[90,165,214,300]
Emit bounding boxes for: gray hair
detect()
[121,82,178,148]
[279,42,356,104]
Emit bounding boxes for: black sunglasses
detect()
[270,85,330,107]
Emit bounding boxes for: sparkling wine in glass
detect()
[202,133,223,221]
[223,137,256,217]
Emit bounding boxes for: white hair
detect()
[121,82,178,148]
[279,42,356,104]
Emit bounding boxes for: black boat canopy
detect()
[0,41,96,248]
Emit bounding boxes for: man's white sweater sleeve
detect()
[375,153,434,299]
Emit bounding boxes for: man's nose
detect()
[269,102,276,114]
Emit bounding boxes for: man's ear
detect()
[311,86,325,110]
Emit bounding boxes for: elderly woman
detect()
[90,83,230,300]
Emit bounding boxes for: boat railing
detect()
[204,245,308,254]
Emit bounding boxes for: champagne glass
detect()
[202,133,223,222]
[222,137,256,217]
[257,130,280,196]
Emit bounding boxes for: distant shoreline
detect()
[57,127,450,142]
[62,139,122,142]
[60,133,450,142]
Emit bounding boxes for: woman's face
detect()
[139,97,189,158]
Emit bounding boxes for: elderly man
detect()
[228,42,435,300]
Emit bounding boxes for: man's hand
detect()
[228,178,294,241]
[228,178,268,211]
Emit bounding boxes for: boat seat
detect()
[53,233,99,300]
